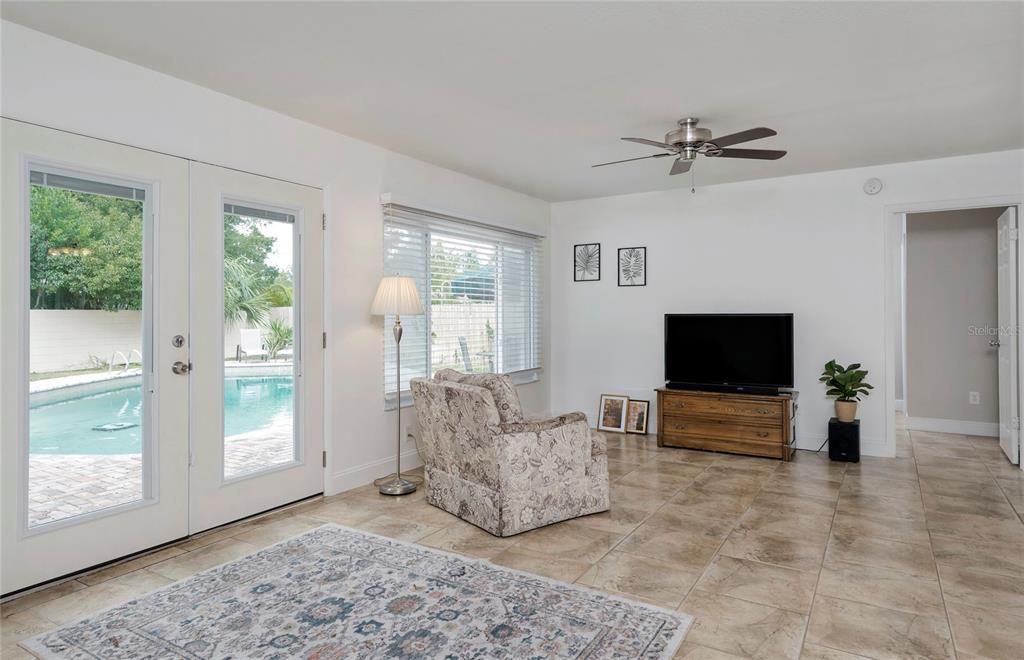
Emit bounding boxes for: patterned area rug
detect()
[24,524,691,659]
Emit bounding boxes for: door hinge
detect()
[322,332,327,349]
[322,451,327,468]
[322,212,327,230]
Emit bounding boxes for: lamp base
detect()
[378,476,417,496]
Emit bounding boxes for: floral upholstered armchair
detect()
[410,369,610,536]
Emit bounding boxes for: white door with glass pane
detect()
[1,119,190,593]
[187,162,324,533]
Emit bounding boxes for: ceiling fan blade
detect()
[712,148,787,160]
[592,153,672,168]
[622,137,675,150]
[669,158,692,175]
[707,127,777,148]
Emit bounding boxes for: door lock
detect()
[171,361,192,375]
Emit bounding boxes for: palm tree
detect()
[223,257,270,326]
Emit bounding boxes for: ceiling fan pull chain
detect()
[691,166,696,194]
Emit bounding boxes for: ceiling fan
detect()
[593,117,787,175]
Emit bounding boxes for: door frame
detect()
[883,195,1024,464]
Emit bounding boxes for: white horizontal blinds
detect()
[30,170,146,200]
[382,204,543,396]
[382,219,430,394]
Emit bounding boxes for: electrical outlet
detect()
[969,392,980,405]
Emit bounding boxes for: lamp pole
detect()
[379,314,416,495]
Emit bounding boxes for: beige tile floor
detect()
[4,420,1023,659]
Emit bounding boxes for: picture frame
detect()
[617,246,646,287]
[597,394,629,433]
[574,243,601,281]
[625,399,650,435]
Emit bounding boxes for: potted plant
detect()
[820,359,873,422]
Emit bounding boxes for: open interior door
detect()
[997,206,1019,465]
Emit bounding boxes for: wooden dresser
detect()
[656,388,797,460]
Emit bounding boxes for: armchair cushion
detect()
[433,369,525,424]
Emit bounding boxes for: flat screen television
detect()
[665,313,794,394]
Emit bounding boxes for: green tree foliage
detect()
[224,214,279,292]
[223,258,271,327]
[263,270,294,307]
[29,188,295,321]
[29,186,144,310]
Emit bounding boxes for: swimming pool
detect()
[29,376,293,455]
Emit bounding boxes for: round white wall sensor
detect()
[863,178,883,195]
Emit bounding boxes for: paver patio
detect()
[28,426,294,527]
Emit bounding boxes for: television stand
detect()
[655,387,798,461]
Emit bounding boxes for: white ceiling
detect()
[3,2,1021,201]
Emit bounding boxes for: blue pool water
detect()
[29,377,293,455]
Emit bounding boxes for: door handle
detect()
[171,361,192,375]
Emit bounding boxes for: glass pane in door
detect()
[222,203,297,479]
[28,170,148,527]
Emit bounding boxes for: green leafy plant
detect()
[223,257,271,327]
[263,318,293,359]
[819,360,873,401]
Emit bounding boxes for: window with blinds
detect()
[382,204,543,400]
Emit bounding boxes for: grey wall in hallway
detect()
[905,207,1004,423]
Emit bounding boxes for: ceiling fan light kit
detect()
[593,117,788,179]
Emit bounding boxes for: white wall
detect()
[30,310,141,373]
[905,207,1002,429]
[2,22,551,493]
[550,150,1023,456]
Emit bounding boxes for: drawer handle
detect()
[756,431,769,438]
[757,409,770,414]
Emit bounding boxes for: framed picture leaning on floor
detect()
[625,399,650,434]
[597,394,628,433]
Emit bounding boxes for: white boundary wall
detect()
[30,310,141,373]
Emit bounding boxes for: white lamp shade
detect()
[370,276,424,315]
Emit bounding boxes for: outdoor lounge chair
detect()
[238,328,267,361]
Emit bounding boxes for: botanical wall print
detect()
[618,247,646,286]
[625,399,650,435]
[597,394,629,433]
[574,243,600,281]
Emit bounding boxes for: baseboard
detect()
[907,417,999,437]
[327,448,424,495]
[895,399,906,413]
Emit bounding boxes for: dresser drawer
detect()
[661,394,783,423]
[662,416,783,444]
[661,432,787,459]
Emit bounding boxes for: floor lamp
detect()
[371,276,424,496]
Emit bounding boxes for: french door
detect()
[188,162,323,532]
[1,120,323,594]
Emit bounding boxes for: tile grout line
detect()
[911,428,961,660]
[796,459,845,657]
